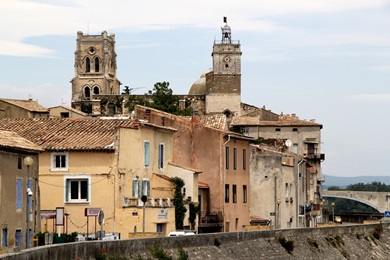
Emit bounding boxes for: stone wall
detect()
[1,223,389,259]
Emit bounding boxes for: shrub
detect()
[278,236,294,254]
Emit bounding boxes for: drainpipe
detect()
[297,159,305,228]
[222,135,231,232]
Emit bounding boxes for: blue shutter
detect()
[147,181,150,196]
[138,180,141,197]
[16,179,22,209]
[132,180,136,197]
[65,179,69,202]
[144,141,150,167]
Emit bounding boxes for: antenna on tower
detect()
[223,16,227,24]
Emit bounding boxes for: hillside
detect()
[323,174,390,188]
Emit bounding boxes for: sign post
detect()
[384,211,390,219]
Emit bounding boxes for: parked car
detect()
[168,231,196,237]
[334,216,342,224]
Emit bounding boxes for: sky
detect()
[0,0,389,178]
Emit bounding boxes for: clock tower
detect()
[71,31,121,114]
[205,18,242,117]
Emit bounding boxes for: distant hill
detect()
[322,174,390,189]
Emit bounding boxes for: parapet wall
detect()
[2,223,389,260]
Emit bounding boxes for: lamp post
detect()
[141,195,147,233]
[331,202,335,222]
[24,156,33,249]
[276,198,281,229]
[309,200,314,227]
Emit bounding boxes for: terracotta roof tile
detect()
[232,113,322,128]
[0,98,49,112]
[0,118,135,151]
[0,129,43,152]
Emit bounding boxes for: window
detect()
[84,86,90,99]
[225,147,229,169]
[144,141,150,167]
[18,156,22,169]
[292,128,298,132]
[275,128,281,132]
[232,184,237,203]
[16,179,22,209]
[293,143,298,153]
[51,152,68,171]
[132,178,141,197]
[65,176,90,203]
[60,112,69,118]
[85,57,90,72]
[2,228,7,247]
[142,179,150,196]
[285,183,289,200]
[243,149,246,170]
[108,103,116,115]
[243,185,247,203]
[158,143,164,169]
[225,184,229,203]
[233,148,237,170]
[94,57,100,72]
[93,86,100,95]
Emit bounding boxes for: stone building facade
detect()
[71,31,121,115]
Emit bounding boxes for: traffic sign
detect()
[384,211,390,218]
[98,210,105,225]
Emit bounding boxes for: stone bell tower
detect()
[71,31,121,114]
[205,17,242,117]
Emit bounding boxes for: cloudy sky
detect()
[1,0,389,178]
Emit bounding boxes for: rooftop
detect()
[0,98,49,113]
[0,118,136,152]
[0,129,43,152]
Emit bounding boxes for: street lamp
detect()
[24,156,33,249]
[320,201,324,223]
[309,200,314,227]
[276,198,281,229]
[141,195,148,233]
[331,202,335,222]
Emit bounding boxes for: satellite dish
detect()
[285,139,292,147]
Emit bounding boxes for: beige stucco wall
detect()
[49,107,85,118]
[0,151,40,249]
[39,151,116,236]
[116,126,176,235]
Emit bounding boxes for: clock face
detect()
[223,55,231,63]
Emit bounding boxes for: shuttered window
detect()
[144,141,150,167]
[16,179,22,209]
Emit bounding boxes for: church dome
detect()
[188,69,212,95]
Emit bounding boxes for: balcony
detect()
[305,153,325,161]
[198,211,223,227]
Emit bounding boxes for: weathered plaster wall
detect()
[2,223,389,259]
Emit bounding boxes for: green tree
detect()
[124,81,192,116]
[172,177,187,230]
